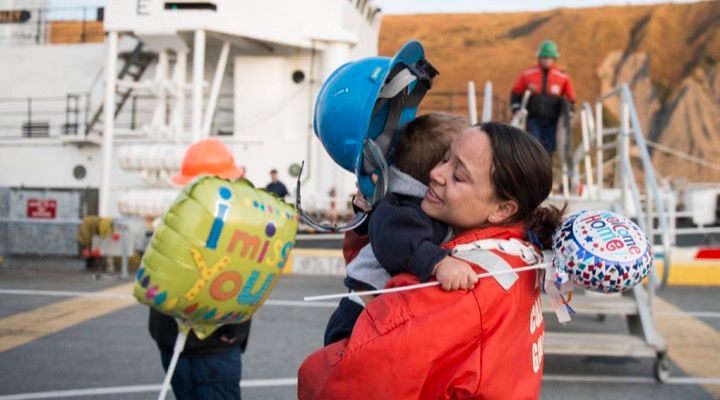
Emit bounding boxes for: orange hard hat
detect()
[171,139,245,186]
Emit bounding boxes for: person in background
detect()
[265,169,289,199]
[148,138,250,400]
[149,311,250,400]
[510,40,576,155]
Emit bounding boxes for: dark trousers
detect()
[324,297,365,346]
[161,347,242,400]
[526,116,558,154]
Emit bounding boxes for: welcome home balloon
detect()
[551,210,652,293]
[134,177,298,338]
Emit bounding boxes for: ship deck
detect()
[0,264,718,400]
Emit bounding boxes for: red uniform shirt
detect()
[298,224,545,400]
[511,64,575,101]
[511,64,575,121]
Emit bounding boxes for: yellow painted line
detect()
[282,248,344,275]
[291,248,343,258]
[654,261,720,286]
[0,283,135,353]
[654,296,720,397]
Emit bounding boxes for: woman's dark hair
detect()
[477,122,566,248]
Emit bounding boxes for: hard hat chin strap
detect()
[361,140,389,205]
[362,59,439,205]
[295,161,369,233]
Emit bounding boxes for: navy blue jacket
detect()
[367,193,449,282]
[149,309,251,357]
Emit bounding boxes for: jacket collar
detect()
[536,63,557,73]
[445,223,526,248]
[388,166,427,198]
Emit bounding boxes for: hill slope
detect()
[380,1,720,181]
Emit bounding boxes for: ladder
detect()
[85,41,156,136]
[543,83,672,382]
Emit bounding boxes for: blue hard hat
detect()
[313,40,438,204]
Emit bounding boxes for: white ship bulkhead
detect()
[0,0,381,218]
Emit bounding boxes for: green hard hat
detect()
[537,40,559,58]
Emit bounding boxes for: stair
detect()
[544,332,657,358]
[85,42,156,136]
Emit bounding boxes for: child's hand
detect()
[433,256,478,291]
[352,186,372,212]
[352,175,380,212]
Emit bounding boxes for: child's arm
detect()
[433,256,478,291]
[369,196,449,282]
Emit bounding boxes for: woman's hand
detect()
[432,256,478,291]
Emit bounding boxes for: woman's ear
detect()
[489,200,519,224]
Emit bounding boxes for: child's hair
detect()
[478,122,566,248]
[394,113,469,185]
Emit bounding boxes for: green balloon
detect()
[134,177,298,339]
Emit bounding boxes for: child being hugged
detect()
[324,112,470,345]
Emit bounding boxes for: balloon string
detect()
[158,325,188,400]
[303,263,550,302]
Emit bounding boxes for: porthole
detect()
[292,70,305,84]
[73,165,87,180]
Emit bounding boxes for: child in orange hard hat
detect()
[171,139,245,186]
[152,138,249,400]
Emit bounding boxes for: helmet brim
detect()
[170,165,244,187]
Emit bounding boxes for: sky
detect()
[46,0,705,14]
[372,0,703,14]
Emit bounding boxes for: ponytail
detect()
[525,203,567,249]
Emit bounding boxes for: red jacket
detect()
[511,64,575,121]
[298,224,545,400]
[342,230,369,265]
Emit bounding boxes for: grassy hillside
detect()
[379,1,720,110]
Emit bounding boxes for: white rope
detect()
[303,263,550,302]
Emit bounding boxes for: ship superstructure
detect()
[0,0,381,218]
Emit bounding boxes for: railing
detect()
[0,6,105,46]
[575,87,720,248]
[422,88,510,122]
[572,83,673,288]
[0,94,90,138]
[0,93,235,139]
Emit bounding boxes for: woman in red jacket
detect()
[298,122,563,400]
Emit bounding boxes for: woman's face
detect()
[421,128,512,230]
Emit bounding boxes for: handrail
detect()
[578,104,594,195]
[645,140,720,172]
[467,81,478,125]
[574,83,676,288]
[596,85,623,101]
[619,84,672,287]
[481,81,493,123]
